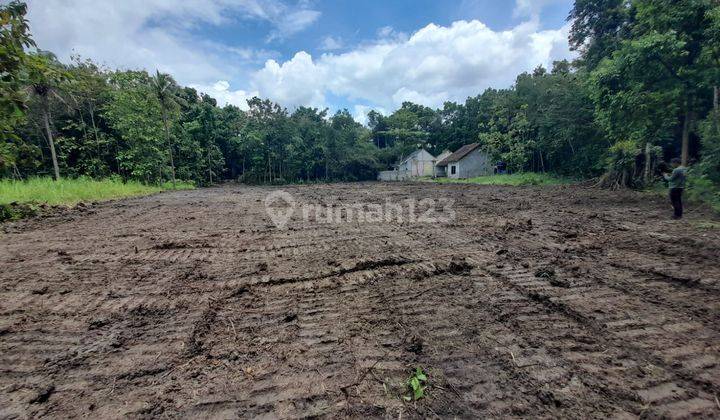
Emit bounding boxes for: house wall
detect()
[398,150,435,177]
[378,170,412,181]
[433,151,452,177]
[456,149,492,179]
[379,149,437,181]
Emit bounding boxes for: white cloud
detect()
[24,0,320,86]
[191,81,259,110]
[252,51,328,109]
[352,105,389,126]
[319,36,343,51]
[268,9,321,42]
[376,26,408,43]
[249,19,575,111]
[25,1,575,115]
[513,0,568,18]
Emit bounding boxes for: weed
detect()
[404,367,428,401]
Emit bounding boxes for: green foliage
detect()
[699,111,720,183]
[685,170,720,213]
[569,0,633,70]
[0,176,193,206]
[3,0,720,197]
[404,367,428,401]
[607,140,640,173]
[104,71,167,183]
[431,173,573,186]
[0,1,34,153]
[0,202,37,222]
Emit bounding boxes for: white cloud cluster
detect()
[22,0,575,114]
[190,81,259,110]
[25,0,320,87]
[248,19,574,112]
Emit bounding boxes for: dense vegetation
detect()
[1,1,719,195]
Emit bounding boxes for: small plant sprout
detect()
[404,367,428,401]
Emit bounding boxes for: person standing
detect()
[664,158,687,220]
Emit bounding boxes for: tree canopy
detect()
[1,0,720,191]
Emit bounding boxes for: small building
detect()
[433,150,452,177]
[436,143,492,179]
[378,149,436,181]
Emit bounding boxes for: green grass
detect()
[427,173,574,186]
[0,177,194,206]
[693,221,720,230]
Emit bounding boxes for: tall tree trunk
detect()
[681,110,692,167]
[161,108,176,188]
[644,142,652,184]
[89,104,102,160]
[714,86,719,113]
[207,146,213,185]
[42,107,60,181]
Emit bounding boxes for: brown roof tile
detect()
[436,143,481,166]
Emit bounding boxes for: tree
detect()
[568,0,633,70]
[0,1,35,176]
[151,70,182,188]
[588,0,716,168]
[26,52,71,180]
[104,71,167,183]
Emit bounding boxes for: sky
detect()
[22,0,576,124]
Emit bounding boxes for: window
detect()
[450,165,457,175]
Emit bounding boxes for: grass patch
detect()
[0,177,194,206]
[428,173,574,186]
[693,220,720,230]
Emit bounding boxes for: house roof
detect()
[398,148,434,165]
[437,143,482,166]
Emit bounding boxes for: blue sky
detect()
[25,0,575,122]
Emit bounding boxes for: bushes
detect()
[597,140,641,189]
[685,170,720,213]
[699,112,720,184]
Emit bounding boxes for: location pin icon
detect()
[264,190,296,230]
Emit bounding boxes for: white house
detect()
[435,143,492,179]
[378,149,436,181]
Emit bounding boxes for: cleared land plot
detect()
[1,182,719,418]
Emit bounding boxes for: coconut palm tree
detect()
[151,70,180,188]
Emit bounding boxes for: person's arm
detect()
[665,168,681,182]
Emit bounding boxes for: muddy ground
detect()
[1,182,719,419]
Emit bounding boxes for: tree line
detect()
[1,0,719,189]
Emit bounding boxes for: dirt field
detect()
[1,182,719,419]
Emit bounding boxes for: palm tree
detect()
[151,70,180,188]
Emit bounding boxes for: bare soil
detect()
[1,182,719,419]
